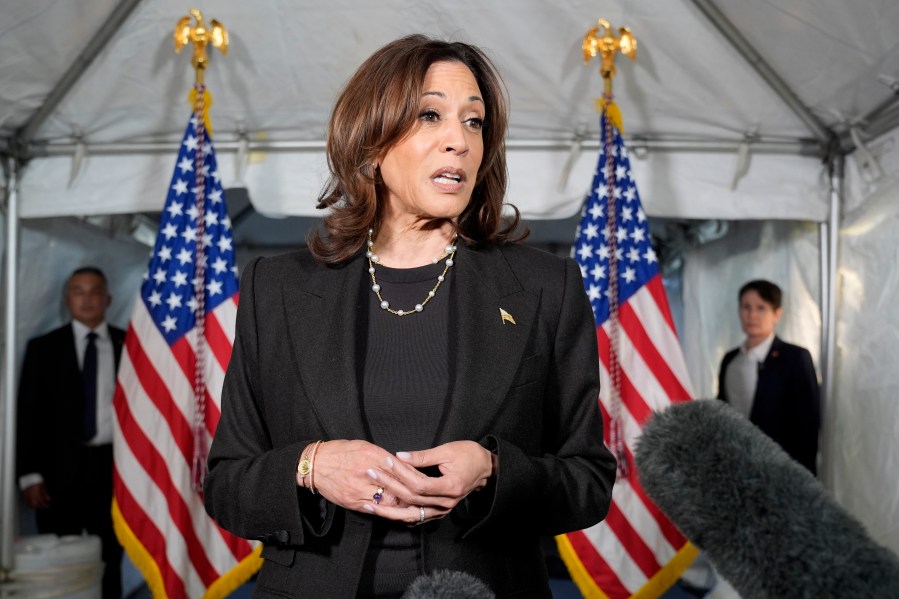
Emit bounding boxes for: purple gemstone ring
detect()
[373,487,384,504]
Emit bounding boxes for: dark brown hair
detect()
[308,34,524,264]
[739,279,782,310]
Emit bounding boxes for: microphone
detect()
[635,399,899,598]
[402,570,495,599]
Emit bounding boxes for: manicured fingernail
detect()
[362,504,374,512]
[386,457,395,468]
[367,468,379,480]
[396,452,412,460]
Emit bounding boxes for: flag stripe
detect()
[124,323,194,463]
[622,451,687,550]
[618,302,691,401]
[204,297,237,372]
[568,529,632,597]
[605,501,662,577]
[585,520,652,593]
[598,389,688,551]
[171,335,223,437]
[113,466,189,598]
[645,276,677,334]
[115,353,227,588]
[114,377,208,594]
[631,278,694,396]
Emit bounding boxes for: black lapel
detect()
[281,253,369,441]
[752,336,783,417]
[436,245,539,444]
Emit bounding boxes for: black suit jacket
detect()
[718,336,820,473]
[205,243,617,598]
[16,322,125,494]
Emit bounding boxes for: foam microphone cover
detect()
[635,399,899,599]
[402,569,495,599]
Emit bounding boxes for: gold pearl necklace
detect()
[366,228,457,317]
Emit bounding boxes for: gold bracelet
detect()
[308,440,323,495]
[297,443,315,489]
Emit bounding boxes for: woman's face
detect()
[739,289,782,341]
[378,61,485,225]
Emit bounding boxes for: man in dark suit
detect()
[718,279,821,474]
[17,266,125,599]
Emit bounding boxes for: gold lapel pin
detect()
[500,308,516,325]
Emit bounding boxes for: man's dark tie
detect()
[83,331,98,442]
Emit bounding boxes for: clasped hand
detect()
[305,439,494,525]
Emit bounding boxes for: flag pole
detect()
[562,23,700,597]
[583,19,637,477]
[173,8,229,491]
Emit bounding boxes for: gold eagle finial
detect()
[174,8,229,84]
[583,19,637,95]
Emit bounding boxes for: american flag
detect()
[557,110,698,597]
[112,103,261,598]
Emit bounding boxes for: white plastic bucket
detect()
[2,534,103,599]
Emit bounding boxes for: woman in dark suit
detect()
[717,279,820,474]
[204,34,616,598]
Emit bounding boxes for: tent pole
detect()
[687,0,833,147]
[15,0,144,148]
[0,156,19,578]
[820,155,843,484]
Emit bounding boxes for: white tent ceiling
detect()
[2,0,898,221]
[4,0,899,583]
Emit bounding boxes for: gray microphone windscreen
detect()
[402,569,495,599]
[635,399,899,598]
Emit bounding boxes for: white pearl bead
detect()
[371,254,379,262]
[437,275,445,282]
[428,291,435,297]
[367,239,373,247]
[372,284,380,292]
[397,310,405,315]
[446,259,454,266]
[369,267,375,274]
[368,228,373,235]
[445,245,453,253]
[380,301,389,309]
[415,304,423,312]
[366,251,372,258]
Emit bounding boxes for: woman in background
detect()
[205,34,616,598]
[718,279,820,474]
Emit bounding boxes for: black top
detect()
[360,259,454,598]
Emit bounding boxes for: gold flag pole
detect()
[174,8,229,87]
[582,19,637,479]
[583,19,637,133]
[174,8,229,134]
[173,8,228,492]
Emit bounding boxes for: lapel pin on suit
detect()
[499,308,516,325]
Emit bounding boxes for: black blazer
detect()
[205,243,617,598]
[718,336,820,474]
[16,323,125,494]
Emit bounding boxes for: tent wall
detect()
[19,146,829,221]
[823,126,899,555]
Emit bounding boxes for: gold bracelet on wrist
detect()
[307,440,323,495]
[297,444,315,489]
